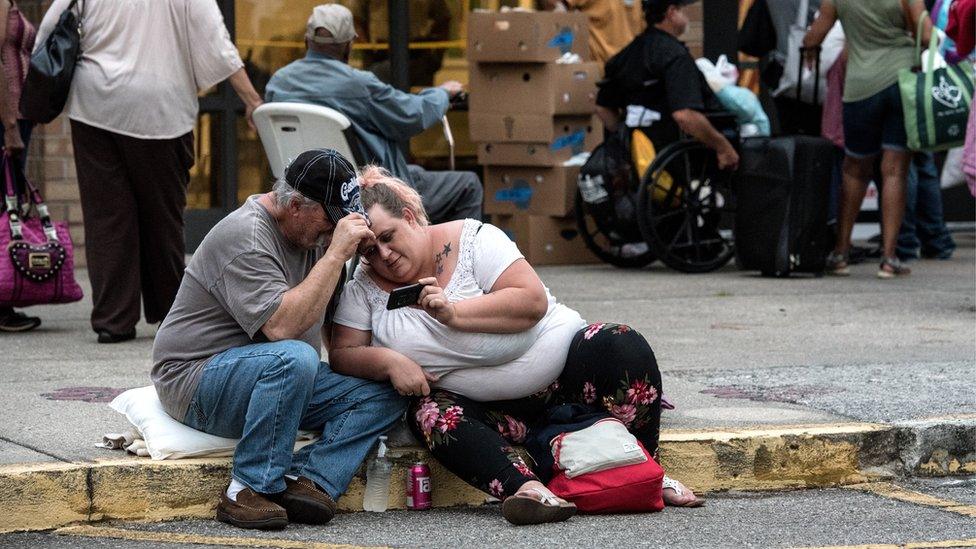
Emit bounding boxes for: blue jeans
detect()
[182,340,407,499]
[842,83,908,158]
[897,152,955,260]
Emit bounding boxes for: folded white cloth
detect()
[626,105,661,128]
[96,428,150,457]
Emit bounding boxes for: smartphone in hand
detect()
[386,283,428,310]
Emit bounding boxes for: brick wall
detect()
[684,2,705,58]
[27,116,85,265]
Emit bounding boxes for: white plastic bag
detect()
[774,2,844,104]
[941,147,965,188]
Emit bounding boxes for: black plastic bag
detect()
[738,0,777,58]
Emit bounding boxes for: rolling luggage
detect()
[733,135,833,276]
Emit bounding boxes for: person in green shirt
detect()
[804,0,932,279]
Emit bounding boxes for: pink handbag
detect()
[1,151,82,307]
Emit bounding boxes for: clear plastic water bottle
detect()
[363,435,391,512]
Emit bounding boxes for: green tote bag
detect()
[899,14,974,151]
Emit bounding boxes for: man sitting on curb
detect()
[265,3,483,224]
[152,149,406,530]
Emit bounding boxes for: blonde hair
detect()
[358,165,429,226]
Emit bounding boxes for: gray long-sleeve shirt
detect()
[265,50,449,184]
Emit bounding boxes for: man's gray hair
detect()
[272,178,319,209]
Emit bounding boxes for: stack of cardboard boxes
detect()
[467,11,603,265]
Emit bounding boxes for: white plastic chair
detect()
[252,102,364,179]
[252,102,366,276]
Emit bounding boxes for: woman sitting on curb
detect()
[329,167,703,525]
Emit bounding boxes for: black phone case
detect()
[386,283,425,310]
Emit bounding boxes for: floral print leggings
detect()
[408,323,662,501]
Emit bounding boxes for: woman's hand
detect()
[3,125,24,155]
[387,355,440,397]
[418,276,457,327]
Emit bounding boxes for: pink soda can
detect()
[406,461,432,510]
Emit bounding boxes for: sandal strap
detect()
[880,257,906,272]
[515,487,561,506]
[662,475,684,496]
[826,251,849,265]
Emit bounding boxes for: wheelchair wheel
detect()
[636,140,735,273]
[574,190,657,269]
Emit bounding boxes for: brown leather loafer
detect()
[270,476,337,525]
[215,488,288,530]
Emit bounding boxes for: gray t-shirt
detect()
[152,196,334,421]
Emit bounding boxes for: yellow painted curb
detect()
[0,421,954,533]
[845,482,976,519]
[657,423,893,492]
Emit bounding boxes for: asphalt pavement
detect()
[2,477,975,548]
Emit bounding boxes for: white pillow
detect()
[109,386,238,460]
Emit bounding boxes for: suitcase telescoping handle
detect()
[797,45,822,104]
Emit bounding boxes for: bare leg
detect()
[878,149,911,260]
[834,155,874,254]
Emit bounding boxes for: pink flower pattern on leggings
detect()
[436,405,464,433]
[415,396,466,449]
[582,381,596,404]
[610,402,638,426]
[415,397,439,436]
[488,479,504,498]
[626,379,658,406]
[496,415,527,443]
[583,323,605,340]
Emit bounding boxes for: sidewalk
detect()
[1,235,973,532]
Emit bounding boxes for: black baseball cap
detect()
[284,148,367,224]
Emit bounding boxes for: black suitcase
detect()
[733,135,833,276]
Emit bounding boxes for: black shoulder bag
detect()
[738,0,777,59]
[20,0,84,124]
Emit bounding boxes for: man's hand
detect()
[673,109,739,172]
[717,146,740,171]
[387,356,439,397]
[438,80,464,98]
[325,213,374,263]
[417,277,457,326]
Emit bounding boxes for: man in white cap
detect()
[266,4,483,225]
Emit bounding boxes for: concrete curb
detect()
[1,418,973,533]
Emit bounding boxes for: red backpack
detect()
[547,438,664,514]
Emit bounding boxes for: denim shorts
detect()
[842,82,908,158]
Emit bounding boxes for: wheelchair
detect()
[576,112,740,273]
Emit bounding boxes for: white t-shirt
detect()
[35,0,243,139]
[333,219,587,401]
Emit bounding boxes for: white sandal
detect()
[501,488,576,525]
[662,475,705,508]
